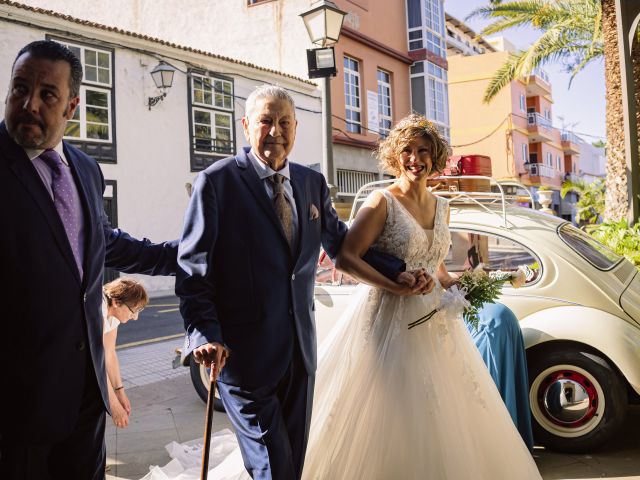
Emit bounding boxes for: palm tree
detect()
[600,0,628,222]
[468,0,631,222]
[560,178,605,224]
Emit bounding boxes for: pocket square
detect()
[309,204,320,220]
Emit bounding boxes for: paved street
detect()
[105,339,640,480]
[116,296,183,347]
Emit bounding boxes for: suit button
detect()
[76,341,86,351]
[83,293,87,302]
[291,274,296,280]
[288,308,293,315]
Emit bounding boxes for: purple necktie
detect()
[39,149,83,278]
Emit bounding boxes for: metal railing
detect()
[561,131,581,144]
[527,112,553,130]
[348,177,534,229]
[525,162,556,178]
[530,67,550,84]
[337,169,378,196]
[564,173,581,183]
[192,137,234,156]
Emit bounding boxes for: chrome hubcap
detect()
[537,370,598,427]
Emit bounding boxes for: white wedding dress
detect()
[144,191,541,480]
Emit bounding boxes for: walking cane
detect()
[200,369,216,480]
[200,349,226,480]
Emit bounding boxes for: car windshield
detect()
[557,223,622,270]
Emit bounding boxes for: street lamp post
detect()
[300,0,347,200]
[148,61,176,110]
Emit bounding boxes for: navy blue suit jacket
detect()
[177,148,348,388]
[0,122,177,444]
[177,149,404,388]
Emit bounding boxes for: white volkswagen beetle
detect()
[315,178,640,453]
[185,178,640,453]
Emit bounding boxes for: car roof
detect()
[448,202,567,231]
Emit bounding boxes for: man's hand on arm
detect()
[193,342,230,381]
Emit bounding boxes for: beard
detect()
[6,113,50,149]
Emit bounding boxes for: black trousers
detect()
[0,364,106,480]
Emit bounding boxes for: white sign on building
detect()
[367,90,379,135]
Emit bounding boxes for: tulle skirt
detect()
[143,285,540,480]
[301,285,540,479]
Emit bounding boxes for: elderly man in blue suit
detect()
[0,41,177,479]
[177,85,429,479]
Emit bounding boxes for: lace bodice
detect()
[371,189,450,275]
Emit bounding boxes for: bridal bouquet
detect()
[408,265,529,331]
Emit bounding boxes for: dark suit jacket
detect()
[177,148,403,389]
[0,122,177,444]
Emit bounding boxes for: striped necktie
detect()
[269,173,293,249]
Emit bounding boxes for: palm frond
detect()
[481,0,604,103]
[561,179,587,198]
[483,52,527,103]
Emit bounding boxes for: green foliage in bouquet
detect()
[407,266,528,331]
[457,269,509,330]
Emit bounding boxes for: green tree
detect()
[468,1,603,103]
[560,178,604,224]
[588,220,640,270]
[468,0,632,223]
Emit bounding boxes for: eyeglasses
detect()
[125,304,145,315]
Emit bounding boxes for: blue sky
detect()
[445,0,606,141]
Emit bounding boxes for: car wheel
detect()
[188,355,225,412]
[528,348,626,452]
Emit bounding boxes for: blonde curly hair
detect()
[376,114,450,177]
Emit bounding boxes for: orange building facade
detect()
[329,0,413,202]
[446,30,580,213]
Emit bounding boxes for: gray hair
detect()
[245,85,296,119]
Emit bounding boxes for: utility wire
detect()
[450,115,510,148]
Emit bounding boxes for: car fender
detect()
[520,306,640,395]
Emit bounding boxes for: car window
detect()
[316,251,360,286]
[557,223,622,270]
[446,230,541,284]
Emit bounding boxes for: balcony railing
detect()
[337,169,378,196]
[561,131,581,144]
[527,112,553,130]
[193,137,234,156]
[531,67,550,83]
[564,173,581,183]
[525,162,555,178]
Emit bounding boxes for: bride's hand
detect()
[408,269,435,295]
[439,272,460,290]
[395,271,416,288]
[392,269,434,296]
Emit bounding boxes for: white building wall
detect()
[16,0,317,79]
[578,140,606,182]
[0,8,322,294]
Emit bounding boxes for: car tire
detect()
[528,347,626,453]
[188,355,226,412]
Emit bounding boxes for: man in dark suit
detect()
[177,86,430,479]
[0,40,177,479]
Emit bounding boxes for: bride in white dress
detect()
[144,115,541,480]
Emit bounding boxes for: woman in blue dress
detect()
[469,302,534,450]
